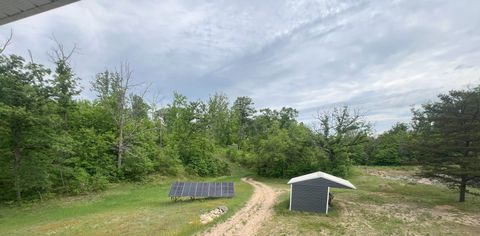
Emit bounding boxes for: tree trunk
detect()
[63,112,69,130]
[14,147,22,201]
[117,146,123,170]
[117,118,124,170]
[459,177,467,202]
[327,147,336,163]
[116,82,127,170]
[60,169,66,188]
[37,190,43,202]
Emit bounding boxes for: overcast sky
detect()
[1,0,480,132]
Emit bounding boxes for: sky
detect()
[1,0,480,132]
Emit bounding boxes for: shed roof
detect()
[287,171,356,189]
[0,0,79,26]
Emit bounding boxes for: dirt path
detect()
[201,178,277,236]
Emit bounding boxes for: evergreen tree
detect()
[50,46,81,192]
[412,86,480,202]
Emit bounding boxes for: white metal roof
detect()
[287,171,356,189]
[0,0,79,26]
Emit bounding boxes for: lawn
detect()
[257,166,480,236]
[0,166,253,236]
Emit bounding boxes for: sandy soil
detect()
[364,168,441,185]
[201,178,278,236]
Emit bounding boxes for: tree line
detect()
[1,47,479,202]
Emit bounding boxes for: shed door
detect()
[291,184,329,213]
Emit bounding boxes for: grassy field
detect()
[2,166,479,236]
[257,166,480,236]
[0,166,253,236]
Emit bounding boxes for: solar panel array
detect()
[169,182,234,198]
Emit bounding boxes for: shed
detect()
[287,171,356,214]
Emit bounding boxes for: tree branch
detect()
[0,29,13,54]
[48,34,78,62]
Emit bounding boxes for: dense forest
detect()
[1,47,479,202]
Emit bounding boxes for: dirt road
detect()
[201,178,277,236]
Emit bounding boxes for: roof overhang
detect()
[0,0,79,26]
[287,171,356,189]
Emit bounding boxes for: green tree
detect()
[314,106,371,177]
[131,94,150,120]
[206,93,231,146]
[68,100,116,187]
[161,93,230,176]
[50,44,81,191]
[91,65,136,172]
[412,86,480,202]
[92,70,124,171]
[255,121,323,178]
[231,96,256,149]
[370,123,415,165]
[0,54,53,200]
[50,42,80,129]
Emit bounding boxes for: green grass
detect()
[346,168,480,212]
[257,166,480,236]
[3,166,479,235]
[0,165,253,236]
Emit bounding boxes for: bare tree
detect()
[92,63,152,170]
[48,34,78,62]
[0,29,13,54]
[115,63,132,170]
[150,91,166,148]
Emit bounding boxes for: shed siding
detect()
[291,184,329,213]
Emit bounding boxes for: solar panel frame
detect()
[208,183,213,196]
[168,181,234,198]
[168,182,177,196]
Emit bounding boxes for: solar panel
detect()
[168,182,234,198]
[222,183,229,196]
[217,183,223,197]
[183,182,192,197]
[169,182,175,195]
[178,182,185,195]
[227,182,234,196]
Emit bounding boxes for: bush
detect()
[122,151,154,181]
[186,153,231,177]
[255,122,323,178]
[155,146,183,176]
[89,174,108,192]
[67,168,108,194]
[226,144,239,161]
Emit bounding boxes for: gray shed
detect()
[287,171,356,214]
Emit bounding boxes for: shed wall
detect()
[290,184,329,213]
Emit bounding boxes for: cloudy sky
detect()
[1,0,480,132]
